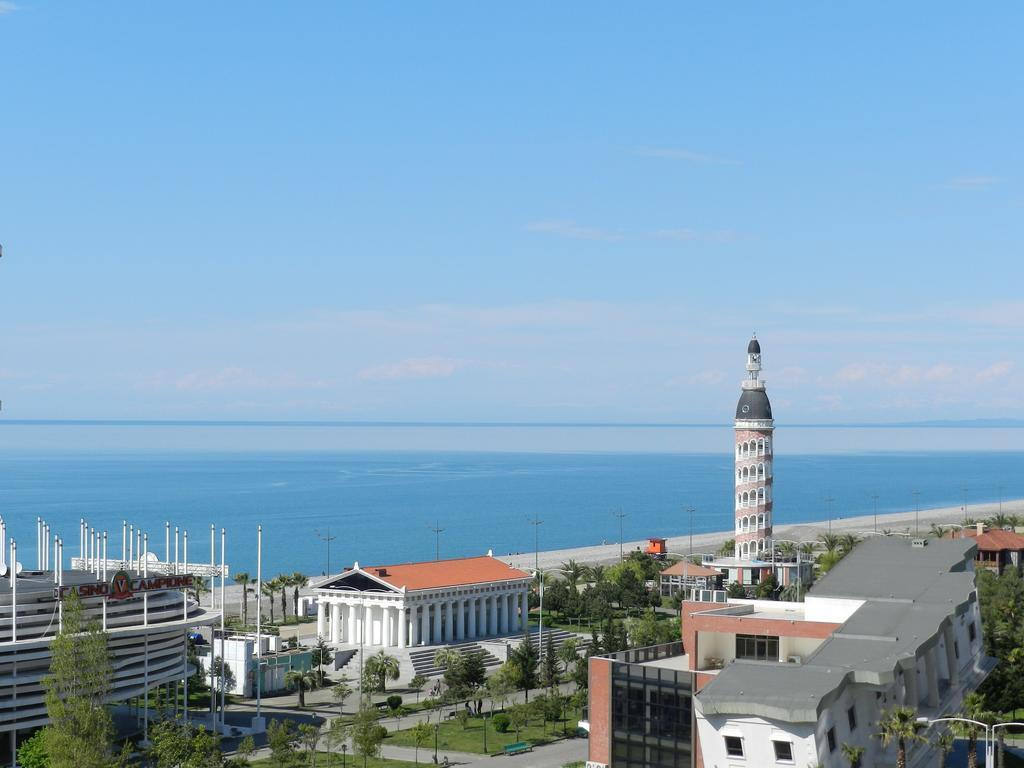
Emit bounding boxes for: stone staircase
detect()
[527,627,590,655]
[407,641,503,679]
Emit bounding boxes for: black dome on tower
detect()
[747,337,761,354]
[736,389,772,420]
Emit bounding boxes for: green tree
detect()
[726,581,746,599]
[934,729,955,768]
[507,702,532,741]
[717,539,736,557]
[411,722,433,765]
[875,706,926,768]
[331,677,353,715]
[285,668,318,707]
[325,719,350,768]
[509,637,540,701]
[262,579,278,623]
[16,729,49,768]
[755,573,779,599]
[365,650,400,693]
[352,707,384,765]
[298,722,323,768]
[266,718,300,768]
[237,735,257,766]
[558,637,580,678]
[233,571,252,627]
[627,609,660,648]
[409,674,428,703]
[461,650,487,692]
[289,572,308,618]
[541,635,559,689]
[211,655,236,692]
[147,720,223,768]
[41,592,115,768]
[841,743,865,768]
[560,559,586,589]
[312,636,334,684]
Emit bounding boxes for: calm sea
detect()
[0,422,1021,577]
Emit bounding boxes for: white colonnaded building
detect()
[315,553,532,648]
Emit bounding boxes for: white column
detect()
[925,646,939,708]
[467,597,477,638]
[488,595,498,637]
[317,600,327,640]
[432,601,442,645]
[520,591,529,632]
[348,602,358,644]
[445,600,455,644]
[420,604,430,646]
[398,607,408,648]
[330,602,341,644]
[382,606,392,647]
[453,599,463,641]
[497,593,509,638]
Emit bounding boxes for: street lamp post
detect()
[917,716,1011,768]
[314,527,336,576]
[912,490,921,535]
[613,510,627,562]
[533,567,572,667]
[870,493,879,533]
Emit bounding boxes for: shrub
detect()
[492,713,511,733]
[372,724,388,740]
[386,694,403,711]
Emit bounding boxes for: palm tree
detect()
[189,576,210,604]
[875,706,926,768]
[273,575,288,622]
[838,533,860,553]
[289,572,307,618]
[841,743,865,768]
[586,564,607,585]
[776,541,797,558]
[799,542,816,556]
[261,580,277,623]
[929,523,949,539]
[717,539,736,557]
[560,560,586,589]
[818,533,842,552]
[934,729,955,768]
[284,668,318,707]
[959,693,998,768]
[233,571,252,627]
[365,650,400,693]
[988,513,1013,530]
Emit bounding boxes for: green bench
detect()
[503,741,533,755]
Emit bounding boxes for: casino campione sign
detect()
[56,570,195,601]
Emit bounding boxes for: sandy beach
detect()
[500,498,1024,573]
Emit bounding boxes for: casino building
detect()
[0,524,219,762]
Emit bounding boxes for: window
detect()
[954,641,960,659]
[969,622,977,642]
[773,741,793,762]
[848,705,857,731]
[725,736,744,758]
[827,727,837,753]
[735,634,779,661]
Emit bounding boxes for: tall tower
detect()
[734,335,774,560]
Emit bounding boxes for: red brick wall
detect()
[588,656,612,765]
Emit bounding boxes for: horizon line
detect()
[1,418,1023,429]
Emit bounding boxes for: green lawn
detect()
[386,708,583,755]
[253,755,420,768]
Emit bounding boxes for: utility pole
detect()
[314,527,336,576]
[998,484,1004,516]
[912,490,921,535]
[613,510,627,561]
[870,493,879,534]
[528,515,544,571]
[824,495,835,534]
[961,486,969,522]
[429,521,444,561]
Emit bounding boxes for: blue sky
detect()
[0,2,1022,424]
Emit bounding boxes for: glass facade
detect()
[607,642,694,768]
[735,633,779,661]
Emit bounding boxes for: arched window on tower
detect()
[757,488,765,504]
[758,438,765,455]
[758,513,765,529]
[757,463,765,480]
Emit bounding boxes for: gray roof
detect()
[735,388,772,421]
[696,537,980,722]
[747,338,761,354]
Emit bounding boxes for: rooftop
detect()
[661,561,724,579]
[697,536,984,723]
[954,527,1024,552]
[319,555,531,593]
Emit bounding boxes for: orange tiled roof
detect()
[957,527,1024,552]
[660,561,724,578]
[360,556,531,591]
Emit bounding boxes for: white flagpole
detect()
[256,524,262,719]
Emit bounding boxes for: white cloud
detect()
[975,361,1013,383]
[357,356,464,382]
[0,2,17,14]
[655,228,737,243]
[943,176,998,189]
[632,146,740,165]
[525,220,623,242]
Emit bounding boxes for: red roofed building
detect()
[951,523,1024,575]
[313,553,531,649]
